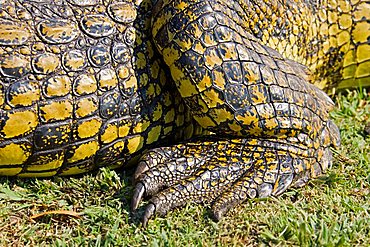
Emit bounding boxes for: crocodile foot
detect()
[131,136,337,227]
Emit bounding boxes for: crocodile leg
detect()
[133,124,339,226]
[133,120,339,224]
[151,0,337,153]
[130,0,342,225]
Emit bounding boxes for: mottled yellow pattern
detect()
[0,0,367,224]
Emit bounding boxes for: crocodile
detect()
[0,0,368,226]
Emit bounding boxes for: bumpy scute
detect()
[0,20,31,46]
[37,20,79,44]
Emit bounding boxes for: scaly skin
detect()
[223,0,370,92]
[0,0,368,226]
[0,0,204,177]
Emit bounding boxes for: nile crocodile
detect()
[0,0,368,226]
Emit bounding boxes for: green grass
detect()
[1,90,369,246]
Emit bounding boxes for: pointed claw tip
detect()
[134,161,149,181]
[210,206,225,222]
[211,210,223,222]
[142,203,156,228]
[131,182,145,211]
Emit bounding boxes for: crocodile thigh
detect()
[0,0,200,176]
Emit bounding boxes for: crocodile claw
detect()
[134,161,150,181]
[142,203,156,228]
[131,182,145,211]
